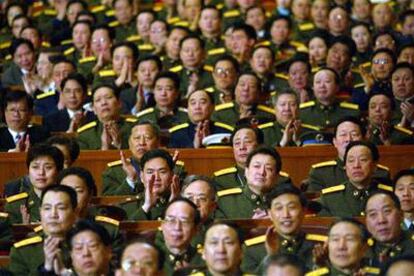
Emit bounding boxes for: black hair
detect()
[113,0,133,8]
[40,184,78,209]
[26,143,64,171]
[269,15,292,30]
[137,9,156,19]
[120,239,165,270]
[307,29,330,46]
[75,10,96,23]
[400,9,414,24]
[140,149,174,171]
[232,22,257,41]
[182,174,217,200]
[131,120,161,140]
[92,24,115,41]
[397,42,414,57]
[20,24,41,38]
[67,219,111,250]
[252,45,275,62]
[154,71,180,90]
[273,89,299,107]
[179,34,205,50]
[230,124,264,145]
[60,72,88,95]
[364,190,401,211]
[329,35,357,57]
[214,54,240,74]
[206,221,244,244]
[371,47,396,65]
[9,38,34,57]
[111,42,139,66]
[5,2,27,26]
[236,71,261,92]
[46,135,80,164]
[168,25,190,37]
[202,4,222,18]
[391,62,414,77]
[246,146,282,174]
[288,53,311,74]
[393,168,414,185]
[92,84,120,100]
[137,55,162,71]
[187,89,214,105]
[334,116,366,137]
[72,20,92,34]
[164,197,201,225]
[373,31,397,50]
[49,55,77,70]
[56,167,97,196]
[11,14,30,27]
[368,91,396,111]
[261,254,305,276]
[344,141,379,163]
[67,0,88,12]
[314,67,341,85]
[3,90,33,112]
[328,217,370,242]
[266,183,307,209]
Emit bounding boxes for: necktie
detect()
[15,133,21,144]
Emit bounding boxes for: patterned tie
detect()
[15,133,21,144]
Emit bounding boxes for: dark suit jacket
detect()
[1,63,24,88]
[3,175,30,197]
[0,125,51,152]
[43,109,96,132]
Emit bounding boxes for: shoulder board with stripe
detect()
[152,4,163,12]
[33,11,42,17]
[64,47,75,56]
[290,40,306,48]
[95,215,120,226]
[125,117,138,123]
[298,22,315,31]
[36,91,56,100]
[244,235,265,246]
[214,167,237,176]
[107,160,122,167]
[300,101,316,109]
[378,184,393,192]
[169,123,189,133]
[167,17,181,24]
[368,238,374,246]
[223,9,240,18]
[216,3,224,9]
[275,73,288,80]
[34,225,43,233]
[174,21,190,27]
[312,160,337,169]
[169,65,183,73]
[127,35,141,42]
[361,62,371,68]
[306,234,328,242]
[44,9,57,16]
[215,102,234,111]
[0,212,8,218]
[77,121,97,133]
[214,122,234,131]
[394,125,413,135]
[301,123,320,131]
[257,105,275,114]
[0,41,11,49]
[205,87,214,93]
[217,187,242,197]
[41,41,51,48]
[362,267,380,274]
[99,69,116,77]
[256,40,271,47]
[5,54,11,61]
[305,267,329,276]
[208,48,226,55]
[340,102,359,110]
[279,171,289,177]
[178,107,188,113]
[6,192,28,203]
[376,164,389,171]
[60,39,73,45]
[190,272,205,276]
[139,44,155,51]
[203,65,213,72]
[353,83,365,89]
[258,122,274,129]
[109,21,120,28]
[91,5,106,13]
[176,160,185,166]
[106,9,115,17]
[321,184,345,195]
[14,236,43,248]
[79,56,97,64]
[33,2,44,8]
[136,107,154,118]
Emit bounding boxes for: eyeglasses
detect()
[121,259,156,271]
[6,108,28,114]
[92,38,108,44]
[372,58,390,65]
[163,216,193,227]
[215,67,234,76]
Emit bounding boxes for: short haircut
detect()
[266,183,307,209]
[56,167,97,196]
[72,20,92,33]
[344,141,379,163]
[307,29,330,46]
[154,71,180,90]
[75,10,96,23]
[391,62,414,77]
[288,53,311,74]
[236,71,261,92]
[334,116,365,137]
[214,54,240,74]
[187,89,214,105]
[329,35,357,57]
[113,0,133,8]
[92,24,115,41]
[168,25,189,37]
[41,184,78,209]
[111,41,139,64]
[119,239,164,270]
[50,55,77,70]
[246,146,282,174]
[67,219,111,250]
[20,24,41,38]
[131,120,160,139]
[314,67,341,84]
[181,174,216,200]
[369,91,395,110]
[371,47,396,65]
[397,42,414,57]
[179,34,205,50]
[67,0,88,11]
[137,9,156,19]
[273,90,299,107]
[202,5,222,18]
[269,15,292,30]
[140,149,174,170]
[46,135,80,164]
[252,45,275,62]
[373,31,397,49]
[5,2,27,22]
[60,72,88,95]
[164,197,201,225]
[350,21,371,33]
[364,190,401,211]
[393,168,414,185]
[205,221,244,244]
[328,217,370,242]
[137,55,162,71]
[3,90,33,112]
[380,254,414,276]
[9,38,34,57]
[232,22,257,41]
[26,144,64,171]
[92,84,120,100]
[261,254,305,276]
[230,124,264,145]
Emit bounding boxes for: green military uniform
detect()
[203,38,226,66]
[63,46,83,65]
[204,86,232,105]
[102,158,187,195]
[76,117,137,150]
[401,219,414,234]
[119,193,169,220]
[0,212,13,251]
[136,106,188,129]
[110,20,136,42]
[169,64,214,99]
[299,101,360,130]
[291,20,316,44]
[368,125,414,145]
[241,232,326,274]
[126,34,156,57]
[213,165,292,190]
[222,8,242,30]
[4,188,41,224]
[211,102,276,127]
[77,55,98,83]
[161,55,181,71]
[352,54,372,69]
[93,68,117,86]
[306,264,380,276]
[32,7,58,39]
[307,158,391,192]
[318,182,393,217]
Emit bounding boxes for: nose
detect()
[338,238,347,249]
[282,206,290,217]
[138,136,145,145]
[217,241,226,252]
[377,211,387,224]
[82,246,91,257]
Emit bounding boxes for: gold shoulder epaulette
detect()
[109,21,120,27]
[125,117,138,123]
[77,121,97,133]
[36,91,56,100]
[214,166,237,176]
[153,4,163,12]
[91,5,105,13]
[340,102,359,110]
[41,41,51,48]
[376,164,389,171]
[321,184,345,195]
[279,171,289,178]
[0,41,11,49]
[34,225,43,233]
[169,65,183,73]
[178,107,188,113]
[176,160,185,166]
[44,8,57,16]
[167,17,181,24]
[214,122,234,131]
[258,122,274,129]
[257,105,275,114]
[216,3,224,9]
[301,123,321,131]
[169,123,189,133]
[217,187,242,197]
[95,215,120,226]
[0,212,8,218]
[394,125,413,135]
[275,73,288,80]
[105,9,115,17]
[127,35,141,42]
[205,87,214,93]
[312,160,337,169]
[361,62,371,68]
[298,22,315,31]
[64,47,75,56]
[306,234,328,242]
[138,44,155,51]
[98,69,116,77]
[203,65,213,72]
[6,192,28,203]
[305,267,329,276]
[174,21,189,27]
[300,101,316,109]
[215,102,234,111]
[136,107,154,118]
[207,48,226,55]
[190,272,205,276]
[79,56,96,64]
[353,83,365,89]
[244,235,265,246]
[14,236,43,248]
[378,184,393,192]
[256,40,271,47]
[60,39,73,45]
[107,160,122,167]
[5,54,11,60]
[362,266,380,275]
[223,9,240,18]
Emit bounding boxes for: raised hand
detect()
[101,124,111,150]
[312,241,328,267]
[20,204,30,224]
[115,59,128,87]
[142,175,157,213]
[106,121,121,149]
[169,175,181,202]
[121,150,137,182]
[265,226,280,255]
[67,111,85,133]
[43,236,62,271]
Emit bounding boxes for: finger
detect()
[172,150,179,162]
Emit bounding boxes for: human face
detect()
[184,0,202,21]
[182,180,216,221]
[309,37,327,64]
[40,191,76,236]
[386,261,414,276]
[351,25,370,53]
[288,61,308,90]
[231,30,253,56]
[13,43,35,71]
[372,4,392,29]
[371,52,393,81]
[326,43,350,72]
[398,47,414,65]
[112,46,134,75]
[153,78,178,109]
[60,175,90,215]
[313,70,337,104]
[203,225,242,274]
[129,124,159,160]
[91,29,112,58]
[394,175,414,213]
[149,21,167,47]
[328,8,348,35]
[213,60,237,90]
[188,90,213,123]
[53,144,72,168]
[368,95,392,125]
[92,87,120,121]
[374,34,395,51]
[245,153,278,194]
[140,157,173,196]
[345,145,376,187]
[251,48,273,75]
[180,38,204,69]
[7,6,23,27]
[52,63,75,92]
[12,17,28,38]
[232,128,258,167]
[311,0,329,26]
[365,194,402,243]
[392,68,414,99]
[67,2,84,25]
[328,222,366,271]
[115,0,133,25]
[246,7,266,32]
[137,60,159,89]
[237,0,255,10]
[166,29,187,59]
[292,0,310,21]
[4,99,31,132]
[161,201,196,251]
[264,265,302,276]
[269,194,304,236]
[136,13,154,39]
[71,230,111,276]
[333,122,362,159]
[117,243,159,276]
[352,0,371,22]
[199,9,221,35]
[21,28,41,48]
[275,93,298,126]
[270,19,290,45]
[235,74,259,105]
[29,156,59,192]
[36,53,53,80]
[61,79,85,111]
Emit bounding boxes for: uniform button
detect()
[353,191,359,197]
[325,120,330,125]
[256,201,260,206]
[251,194,257,200]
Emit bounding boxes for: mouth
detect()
[280,221,294,227]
